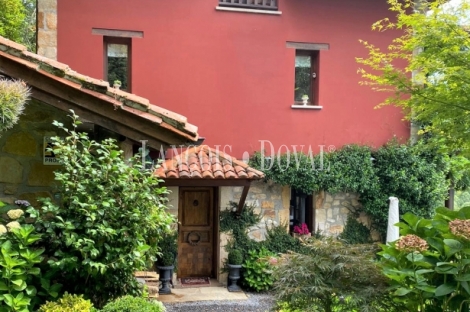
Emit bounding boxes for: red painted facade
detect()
[57,0,408,157]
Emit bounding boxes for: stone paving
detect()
[159,285,248,303]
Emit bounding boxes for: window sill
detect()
[291,105,323,110]
[215,6,282,15]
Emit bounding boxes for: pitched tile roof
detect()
[155,145,265,180]
[0,36,198,145]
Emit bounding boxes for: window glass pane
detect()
[107,43,128,90]
[295,55,311,101]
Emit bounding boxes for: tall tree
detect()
[357,0,470,156]
[0,0,26,43]
[0,0,36,51]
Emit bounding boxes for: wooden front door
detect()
[177,187,215,278]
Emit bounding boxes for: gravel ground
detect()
[163,292,276,312]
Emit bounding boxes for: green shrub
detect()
[362,142,448,238]
[273,238,402,312]
[276,300,318,312]
[379,206,470,311]
[101,296,166,312]
[227,249,243,265]
[0,200,61,311]
[155,230,177,267]
[39,293,94,312]
[28,112,174,308]
[264,222,306,254]
[220,202,262,262]
[220,202,261,234]
[338,215,372,244]
[242,247,278,292]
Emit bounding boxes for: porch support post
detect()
[236,184,251,215]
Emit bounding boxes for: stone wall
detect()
[0,100,70,207]
[218,181,290,284]
[37,0,58,59]
[314,190,361,235]
[314,190,379,240]
[220,181,290,241]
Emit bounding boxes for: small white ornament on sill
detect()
[301,95,309,105]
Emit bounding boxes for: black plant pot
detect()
[227,264,242,292]
[157,265,174,294]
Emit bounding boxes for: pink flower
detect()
[294,223,310,235]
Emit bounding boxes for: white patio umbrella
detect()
[386,197,400,243]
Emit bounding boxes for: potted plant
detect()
[293,222,311,239]
[301,94,309,105]
[113,80,122,89]
[156,230,177,294]
[227,249,243,292]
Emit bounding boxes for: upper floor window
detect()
[104,37,131,92]
[218,0,278,11]
[295,50,319,105]
[287,42,329,108]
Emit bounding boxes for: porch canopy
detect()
[0,36,198,147]
[155,145,265,213]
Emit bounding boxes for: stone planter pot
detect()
[157,265,174,294]
[227,264,242,292]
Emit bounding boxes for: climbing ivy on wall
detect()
[250,141,450,239]
[220,202,305,261]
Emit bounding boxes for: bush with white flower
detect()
[0,199,61,311]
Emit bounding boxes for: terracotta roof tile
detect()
[224,170,237,179]
[213,170,225,179]
[0,36,26,54]
[202,170,214,179]
[190,171,202,178]
[237,171,248,179]
[0,51,39,71]
[155,145,265,180]
[212,163,223,172]
[201,163,211,171]
[167,170,178,179]
[0,35,198,145]
[179,171,190,178]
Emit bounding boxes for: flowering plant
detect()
[293,223,310,235]
[379,207,470,311]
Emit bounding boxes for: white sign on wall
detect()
[43,137,61,165]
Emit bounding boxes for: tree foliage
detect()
[0,0,25,43]
[0,0,36,50]
[357,0,470,156]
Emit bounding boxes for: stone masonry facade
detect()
[0,100,70,207]
[218,181,290,284]
[164,184,378,284]
[37,0,58,59]
[220,180,291,242]
[314,190,379,240]
[314,190,362,235]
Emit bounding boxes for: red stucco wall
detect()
[57,0,408,157]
